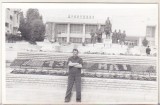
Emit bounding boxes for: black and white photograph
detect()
[2,3,158,104]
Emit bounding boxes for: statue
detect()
[104,17,112,39]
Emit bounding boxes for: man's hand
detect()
[68,61,82,68]
[68,61,79,66]
[73,64,82,68]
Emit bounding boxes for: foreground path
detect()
[4,72,157,104]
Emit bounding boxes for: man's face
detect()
[73,51,78,57]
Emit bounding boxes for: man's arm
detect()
[68,61,82,68]
[73,64,82,68]
[74,58,83,68]
[67,57,83,68]
[68,61,79,66]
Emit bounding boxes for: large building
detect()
[5,8,21,35]
[45,14,157,47]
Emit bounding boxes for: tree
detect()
[19,12,27,40]
[25,8,45,43]
[30,19,45,42]
[142,37,149,47]
[26,9,40,24]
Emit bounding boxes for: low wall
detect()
[17,52,156,65]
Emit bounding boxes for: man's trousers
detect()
[65,69,81,101]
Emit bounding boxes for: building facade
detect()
[45,14,157,47]
[146,25,156,46]
[45,22,105,44]
[5,8,21,35]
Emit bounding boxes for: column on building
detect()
[98,24,101,29]
[67,23,70,43]
[51,23,55,42]
[138,37,142,46]
[82,24,86,43]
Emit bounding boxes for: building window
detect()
[85,38,91,43]
[70,24,83,34]
[70,37,82,43]
[46,23,53,36]
[10,15,13,20]
[150,41,155,46]
[55,24,67,34]
[58,37,67,43]
[100,25,105,32]
[134,40,138,46]
[146,26,155,37]
[85,24,97,34]
[125,42,128,45]
[5,23,9,27]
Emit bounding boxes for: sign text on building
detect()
[68,14,94,19]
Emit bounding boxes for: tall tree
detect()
[30,19,45,42]
[142,37,149,47]
[25,8,45,43]
[19,12,27,40]
[26,9,40,24]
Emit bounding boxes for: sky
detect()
[3,3,158,37]
[16,3,158,23]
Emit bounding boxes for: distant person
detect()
[96,28,103,43]
[119,30,126,45]
[126,46,130,54]
[121,31,126,44]
[146,46,151,56]
[112,30,117,43]
[117,30,121,44]
[65,49,83,102]
[90,29,95,44]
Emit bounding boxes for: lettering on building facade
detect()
[68,14,94,19]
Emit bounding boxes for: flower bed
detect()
[11,69,156,81]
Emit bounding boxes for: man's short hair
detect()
[72,49,79,53]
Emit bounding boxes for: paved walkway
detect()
[4,72,158,104]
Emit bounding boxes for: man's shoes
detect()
[76,100,81,102]
[64,99,70,102]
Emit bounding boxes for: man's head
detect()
[72,49,79,57]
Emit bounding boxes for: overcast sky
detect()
[3,3,158,37]
[14,3,158,23]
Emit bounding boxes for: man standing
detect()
[117,30,121,44]
[65,49,83,102]
[90,29,95,44]
[121,30,126,44]
[112,30,117,43]
[96,27,103,43]
[146,46,151,56]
